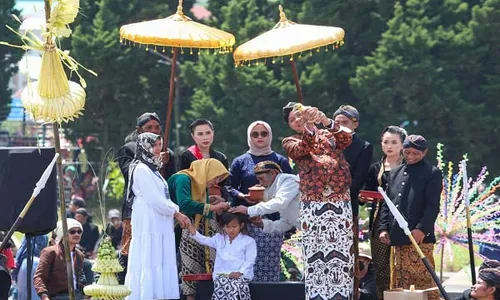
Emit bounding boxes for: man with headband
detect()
[229,160,300,234]
[378,135,442,300]
[455,259,500,299]
[116,112,176,283]
[34,218,86,299]
[468,267,500,300]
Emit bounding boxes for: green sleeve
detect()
[168,174,209,217]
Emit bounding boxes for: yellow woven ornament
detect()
[48,0,80,38]
[84,238,131,300]
[1,0,95,123]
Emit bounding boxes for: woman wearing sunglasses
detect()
[229,120,292,282]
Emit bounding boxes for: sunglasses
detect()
[250,131,268,138]
[69,229,82,235]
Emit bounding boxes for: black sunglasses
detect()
[69,229,82,235]
[250,131,268,138]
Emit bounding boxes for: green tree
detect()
[350,0,500,173]
[180,0,397,161]
[276,0,396,114]
[66,0,194,160]
[0,0,22,122]
[179,0,296,160]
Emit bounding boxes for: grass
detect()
[434,243,483,273]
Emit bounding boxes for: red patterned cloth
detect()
[282,122,352,201]
[1,248,15,269]
[187,145,203,160]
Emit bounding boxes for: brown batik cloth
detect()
[392,243,440,300]
[180,218,221,296]
[120,218,132,256]
[370,215,391,299]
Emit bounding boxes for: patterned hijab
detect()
[126,132,162,203]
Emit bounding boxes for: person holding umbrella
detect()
[378,135,442,300]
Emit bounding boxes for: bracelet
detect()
[203,204,211,216]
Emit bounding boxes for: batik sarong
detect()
[180,218,221,296]
[370,213,391,299]
[247,224,284,282]
[392,243,439,300]
[212,276,251,300]
[301,200,354,300]
[120,218,132,255]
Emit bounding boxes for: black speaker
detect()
[0,147,58,235]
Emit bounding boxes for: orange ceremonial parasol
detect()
[119,0,235,146]
[233,5,345,103]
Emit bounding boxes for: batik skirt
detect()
[247,224,284,282]
[212,276,251,300]
[370,212,391,299]
[301,200,354,300]
[392,243,440,300]
[180,218,221,296]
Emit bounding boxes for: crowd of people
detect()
[0,103,499,300]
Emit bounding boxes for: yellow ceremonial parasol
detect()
[233,5,345,103]
[119,0,235,146]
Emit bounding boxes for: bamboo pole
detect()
[43,1,76,298]
[54,123,76,300]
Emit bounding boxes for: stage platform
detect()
[194,281,463,299]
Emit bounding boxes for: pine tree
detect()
[350,0,499,173]
[0,0,22,122]
[65,0,194,153]
[180,0,295,160]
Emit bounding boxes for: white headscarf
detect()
[54,218,83,244]
[247,120,273,156]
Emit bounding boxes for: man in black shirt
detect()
[75,208,101,258]
[378,135,442,300]
[105,209,123,250]
[334,104,373,296]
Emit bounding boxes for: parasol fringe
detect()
[234,40,344,67]
[120,38,233,56]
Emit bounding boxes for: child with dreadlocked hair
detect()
[189,212,256,300]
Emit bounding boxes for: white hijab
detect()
[247,120,273,156]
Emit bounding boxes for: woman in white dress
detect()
[125,132,191,300]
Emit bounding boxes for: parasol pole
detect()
[289,60,303,103]
[378,187,451,300]
[43,2,76,298]
[163,48,178,150]
[0,153,58,251]
[54,123,77,300]
[461,160,476,284]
